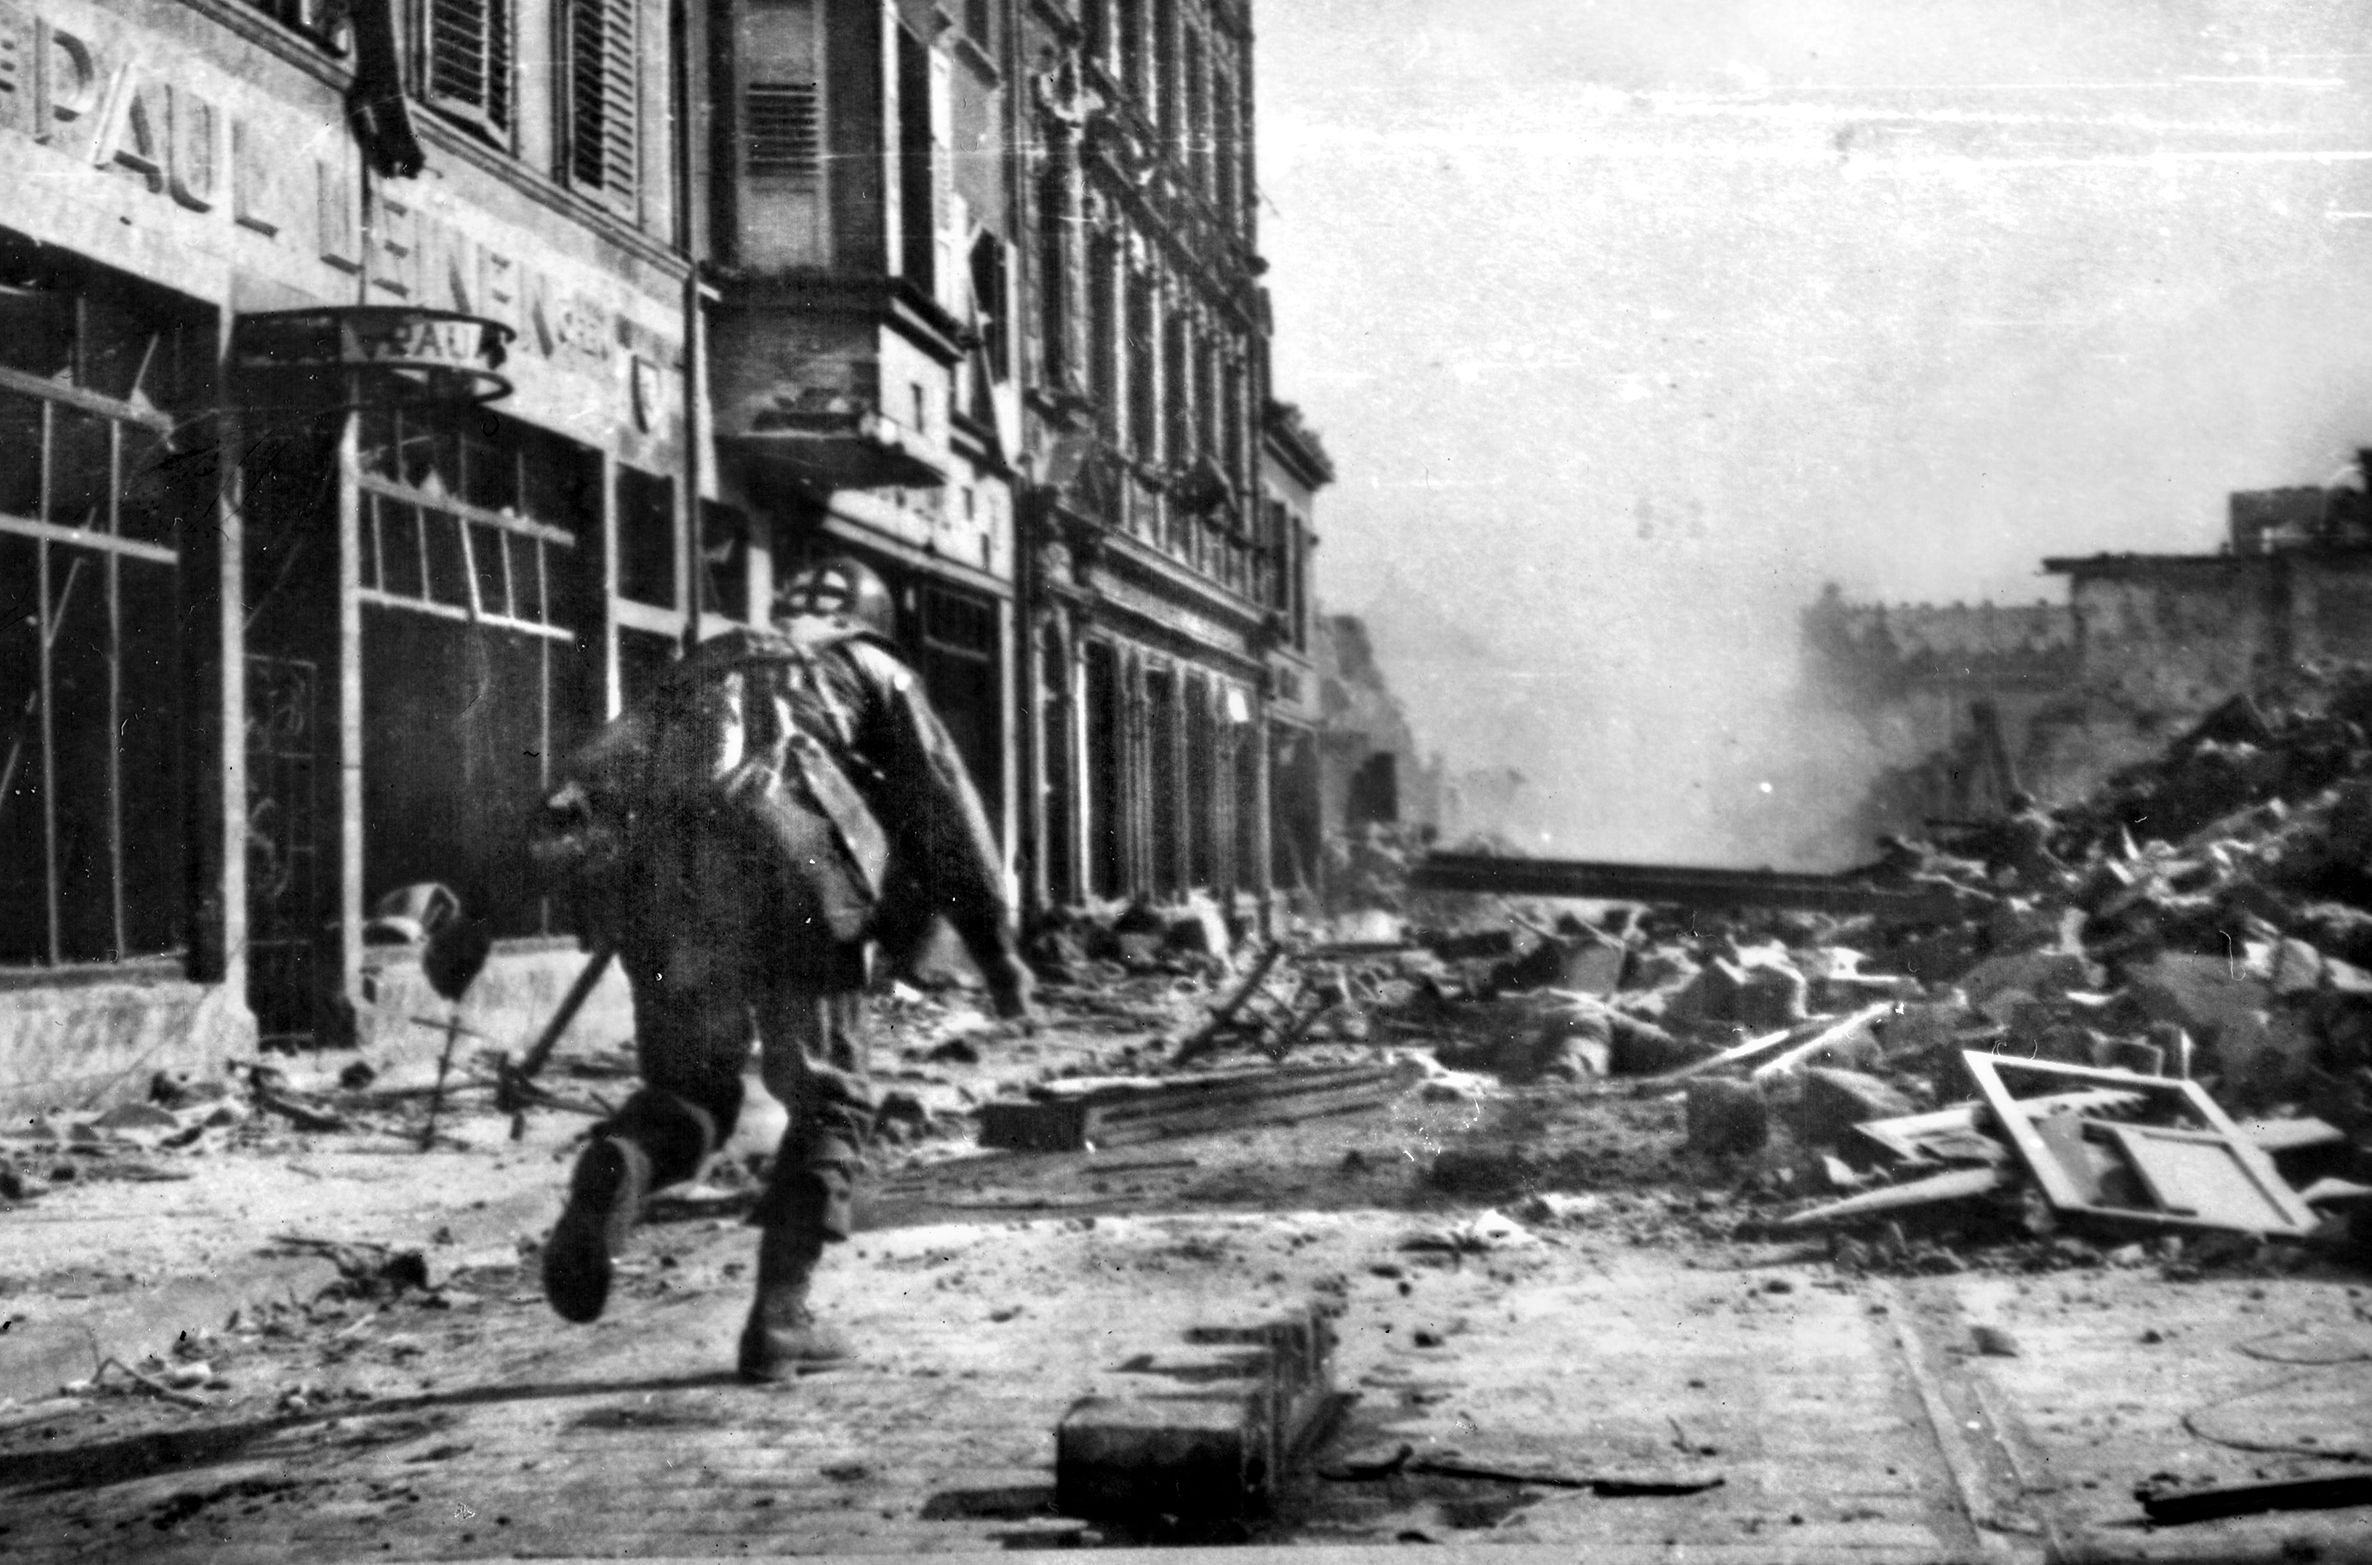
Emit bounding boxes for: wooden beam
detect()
[1409,853,1972,920]
[978,1062,1418,1152]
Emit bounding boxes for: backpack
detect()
[629,625,892,947]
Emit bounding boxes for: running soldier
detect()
[529,556,1031,1379]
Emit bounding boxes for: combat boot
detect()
[737,1222,852,1380]
[542,1134,654,1324]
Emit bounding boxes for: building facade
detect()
[1012,0,1297,923]
[700,0,1027,857]
[0,0,1325,1110]
[1258,397,1327,908]
[0,0,704,1106]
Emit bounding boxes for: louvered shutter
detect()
[567,0,638,214]
[426,0,511,136]
[744,81,820,182]
[930,47,956,314]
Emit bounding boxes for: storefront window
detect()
[0,263,208,967]
[356,406,596,938]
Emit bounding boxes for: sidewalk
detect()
[1,1088,589,1409]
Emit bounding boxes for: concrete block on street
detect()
[1055,1303,1338,1522]
[1057,1391,1273,1521]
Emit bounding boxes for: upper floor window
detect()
[1117,0,1146,105]
[564,0,640,214]
[1088,237,1120,440]
[1183,27,1209,194]
[424,0,514,140]
[1125,274,1156,460]
[1214,68,1241,225]
[246,0,349,47]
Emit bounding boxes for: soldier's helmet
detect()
[777,555,894,638]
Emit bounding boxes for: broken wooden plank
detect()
[1748,1002,1894,1081]
[1403,1455,1724,1496]
[979,1063,1419,1153]
[2140,1472,2372,1525]
[1171,943,1290,1064]
[2298,1177,2372,1208]
[1640,1018,1813,1084]
[2240,1117,2346,1157]
[1409,852,1974,920]
[1777,1166,2005,1227]
[1852,1089,2144,1167]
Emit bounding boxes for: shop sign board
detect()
[230,307,515,404]
[0,0,679,445]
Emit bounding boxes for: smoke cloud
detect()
[1260,0,2372,866]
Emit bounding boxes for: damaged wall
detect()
[1316,613,1441,842]
[1796,584,2080,850]
[1809,534,2372,859]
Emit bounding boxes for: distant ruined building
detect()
[1310,609,1528,905]
[1316,614,1446,844]
[1798,587,2078,847]
[1809,451,2372,854]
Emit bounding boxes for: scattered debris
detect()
[1400,1209,1539,1255]
[2138,1472,2372,1526]
[250,1068,350,1134]
[977,1062,1421,1153]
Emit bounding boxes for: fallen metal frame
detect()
[1960,1051,2320,1238]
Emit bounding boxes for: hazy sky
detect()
[1254,0,2372,862]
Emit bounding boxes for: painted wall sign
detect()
[0,0,682,447]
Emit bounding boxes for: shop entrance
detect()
[244,654,325,1050]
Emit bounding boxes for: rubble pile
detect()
[990,665,2372,1269]
[1329,664,2372,1267]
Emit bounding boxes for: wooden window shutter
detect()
[426,0,511,135]
[744,81,820,181]
[930,46,956,313]
[567,0,639,213]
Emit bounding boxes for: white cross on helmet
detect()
[777,555,894,638]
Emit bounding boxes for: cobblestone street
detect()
[8,1009,2369,1564]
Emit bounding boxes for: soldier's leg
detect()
[544,937,753,1325]
[739,969,875,1379]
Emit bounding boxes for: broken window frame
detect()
[353,404,594,941]
[0,274,203,970]
[1087,235,1121,443]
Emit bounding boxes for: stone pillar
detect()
[332,404,365,1016]
[185,401,247,993]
